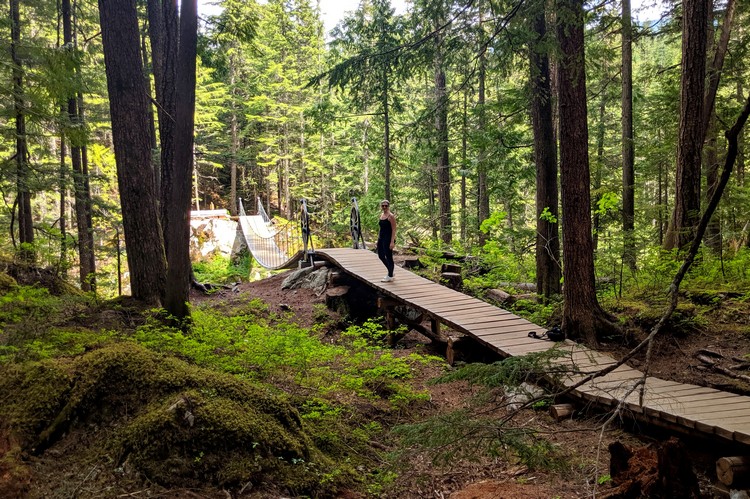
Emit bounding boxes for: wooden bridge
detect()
[316,247,750,448]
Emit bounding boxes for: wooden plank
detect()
[443,310,520,324]
[415,298,491,312]
[470,324,546,338]
[317,248,750,451]
[468,318,537,331]
[444,309,533,328]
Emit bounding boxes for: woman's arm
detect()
[389,214,397,248]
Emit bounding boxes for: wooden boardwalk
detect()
[316,247,750,447]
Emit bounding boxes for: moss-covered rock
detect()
[0,342,349,495]
[0,272,17,294]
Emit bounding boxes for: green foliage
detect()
[394,409,564,469]
[134,308,435,408]
[505,298,558,326]
[192,254,252,284]
[433,352,565,390]
[0,328,115,363]
[539,207,557,224]
[0,286,61,324]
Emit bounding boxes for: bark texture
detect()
[529,5,560,299]
[664,0,710,250]
[163,0,198,320]
[556,0,614,346]
[99,0,166,304]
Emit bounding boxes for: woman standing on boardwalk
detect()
[377,199,397,282]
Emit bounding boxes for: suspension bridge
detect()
[233,197,750,459]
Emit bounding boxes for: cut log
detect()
[328,271,351,287]
[549,403,575,421]
[498,282,536,292]
[486,288,514,305]
[441,263,461,274]
[441,272,463,290]
[716,456,750,488]
[325,286,350,315]
[403,258,424,269]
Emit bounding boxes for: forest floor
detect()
[186,253,750,498]
[4,253,750,498]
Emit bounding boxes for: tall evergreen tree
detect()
[162,0,199,321]
[321,0,402,202]
[664,0,710,250]
[529,0,560,299]
[98,0,166,304]
[10,0,34,262]
[556,0,616,345]
[63,0,96,291]
[621,0,635,270]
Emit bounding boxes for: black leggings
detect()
[377,240,394,277]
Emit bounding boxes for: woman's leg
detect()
[384,247,395,277]
[377,240,388,270]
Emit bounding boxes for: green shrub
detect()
[192,254,252,284]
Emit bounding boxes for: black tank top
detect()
[379,218,392,241]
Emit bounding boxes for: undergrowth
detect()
[393,351,568,471]
[0,285,442,496]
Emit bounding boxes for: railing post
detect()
[300,198,313,268]
[350,196,366,249]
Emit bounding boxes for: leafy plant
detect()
[192,254,252,284]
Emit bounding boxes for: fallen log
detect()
[549,403,574,421]
[486,288,514,305]
[716,456,750,488]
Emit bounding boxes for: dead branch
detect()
[639,91,750,403]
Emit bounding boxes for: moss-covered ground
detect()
[0,279,443,497]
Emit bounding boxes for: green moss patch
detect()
[0,342,350,495]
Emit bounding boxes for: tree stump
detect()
[325,286,350,315]
[441,272,462,290]
[716,456,750,488]
[403,258,424,269]
[328,271,352,287]
[441,263,462,274]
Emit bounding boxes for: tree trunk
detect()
[621,0,636,270]
[98,0,166,304]
[460,90,467,243]
[163,0,198,321]
[593,85,606,252]
[529,5,561,299]
[702,0,736,143]
[704,116,721,252]
[230,52,238,216]
[557,0,614,346]
[149,0,179,241]
[477,23,489,244]
[10,0,34,262]
[383,65,392,202]
[59,108,67,276]
[434,36,452,245]
[63,0,96,291]
[664,0,710,250]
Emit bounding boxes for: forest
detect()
[2,0,750,497]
